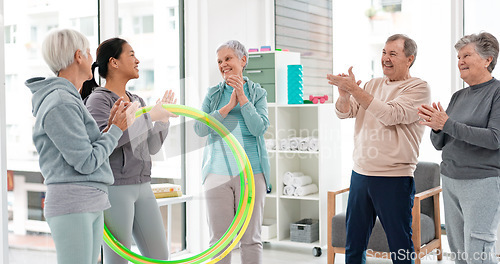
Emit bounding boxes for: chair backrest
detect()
[413,161,440,219]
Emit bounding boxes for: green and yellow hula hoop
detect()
[103,104,255,264]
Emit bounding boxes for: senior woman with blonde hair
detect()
[194,40,270,264]
[25,29,137,264]
[419,32,500,264]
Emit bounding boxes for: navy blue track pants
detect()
[345,171,415,264]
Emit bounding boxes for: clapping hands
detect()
[150,89,178,123]
[326,66,362,97]
[105,97,140,132]
[226,75,249,106]
[418,102,448,131]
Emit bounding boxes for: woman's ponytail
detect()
[81,61,99,101]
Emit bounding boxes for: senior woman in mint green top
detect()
[419,32,500,264]
[194,40,270,264]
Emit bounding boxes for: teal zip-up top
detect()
[194,76,271,191]
[26,77,122,192]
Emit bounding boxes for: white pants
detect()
[204,173,266,264]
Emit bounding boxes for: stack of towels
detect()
[265,139,276,150]
[282,171,319,196]
[279,137,319,151]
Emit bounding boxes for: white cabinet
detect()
[262,104,342,250]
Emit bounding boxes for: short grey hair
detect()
[386,34,418,68]
[42,29,90,75]
[216,40,249,70]
[455,32,499,73]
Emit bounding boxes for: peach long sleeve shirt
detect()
[336,76,431,177]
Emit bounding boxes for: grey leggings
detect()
[103,182,168,264]
[47,211,104,264]
[204,173,266,264]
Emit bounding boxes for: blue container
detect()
[287,65,304,104]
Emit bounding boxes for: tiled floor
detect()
[230,242,457,264]
[8,232,467,264]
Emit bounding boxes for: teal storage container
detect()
[287,65,304,104]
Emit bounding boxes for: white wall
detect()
[184,0,274,253]
[0,0,8,262]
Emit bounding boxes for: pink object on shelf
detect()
[309,95,328,104]
[249,48,259,52]
[260,45,271,52]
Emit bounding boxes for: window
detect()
[80,17,95,36]
[127,69,154,92]
[119,17,123,35]
[71,17,96,37]
[332,0,453,183]
[464,0,500,77]
[5,74,16,92]
[4,1,98,262]
[118,0,184,253]
[142,15,154,33]
[30,26,37,42]
[380,0,402,12]
[4,0,185,260]
[133,15,154,34]
[168,7,176,31]
[4,25,16,44]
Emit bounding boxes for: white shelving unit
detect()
[243,50,342,253]
[263,103,342,252]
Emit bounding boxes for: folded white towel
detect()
[265,139,276,150]
[308,138,319,151]
[289,137,300,151]
[294,184,318,196]
[283,171,304,186]
[299,137,310,151]
[279,138,290,151]
[284,185,296,196]
[292,175,312,187]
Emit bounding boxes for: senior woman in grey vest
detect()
[194,40,271,264]
[26,29,137,264]
[419,32,500,264]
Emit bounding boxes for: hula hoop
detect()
[102,104,256,264]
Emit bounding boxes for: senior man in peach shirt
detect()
[327,34,431,264]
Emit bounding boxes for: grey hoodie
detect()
[84,87,169,185]
[26,77,122,192]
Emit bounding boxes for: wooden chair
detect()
[327,162,443,264]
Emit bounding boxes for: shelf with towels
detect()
[261,104,342,249]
